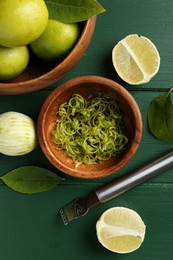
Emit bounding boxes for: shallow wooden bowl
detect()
[0,17,96,95]
[37,76,142,179]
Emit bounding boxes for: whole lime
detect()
[30,19,80,61]
[0,0,48,47]
[0,45,29,81]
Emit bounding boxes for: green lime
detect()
[0,45,29,81]
[30,19,80,61]
[96,207,146,254]
[0,0,48,47]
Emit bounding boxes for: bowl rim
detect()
[0,17,97,94]
[37,75,143,179]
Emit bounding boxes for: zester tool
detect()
[59,150,173,225]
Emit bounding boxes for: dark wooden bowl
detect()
[0,17,96,95]
[37,76,142,179]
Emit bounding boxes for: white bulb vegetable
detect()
[0,111,37,156]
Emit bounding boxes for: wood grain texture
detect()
[37,76,142,179]
[0,0,173,259]
[0,17,96,95]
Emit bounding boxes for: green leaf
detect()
[44,0,105,23]
[148,87,173,142]
[0,166,64,194]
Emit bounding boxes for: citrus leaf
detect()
[44,0,105,23]
[148,87,173,142]
[0,166,64,194]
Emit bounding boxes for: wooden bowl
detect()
[37,76,142,179]
[0,17,96,95]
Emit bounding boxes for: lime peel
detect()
[52,94,128,166]
[0,0,48,47]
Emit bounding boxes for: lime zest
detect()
[52,94,128,166]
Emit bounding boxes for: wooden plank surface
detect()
[0,1,173,259]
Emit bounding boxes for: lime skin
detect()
[0,0,48,47]
[0,45,29,81]
[30,19,81,61]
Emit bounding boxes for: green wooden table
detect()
[1,1,173,259]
